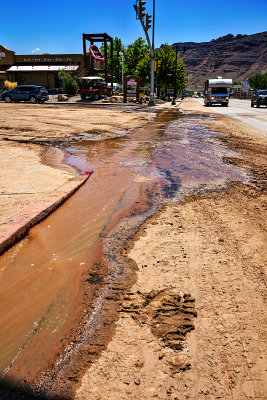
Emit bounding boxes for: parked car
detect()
[1,85,49,104]
[77,77,112,100]
[251,90,267,107]
[107,82,121,93]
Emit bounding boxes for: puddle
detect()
[153,117,249,201]
[0,111,249,387]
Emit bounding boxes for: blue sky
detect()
[1,0,266,54]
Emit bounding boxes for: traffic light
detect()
[138,0,146,21]
[145,13,152,31]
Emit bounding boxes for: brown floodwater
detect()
[0,111,249,390]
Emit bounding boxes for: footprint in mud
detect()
[120,289,197,373]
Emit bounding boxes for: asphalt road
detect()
[199,98,267,137]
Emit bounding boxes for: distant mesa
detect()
[163,31,267,90]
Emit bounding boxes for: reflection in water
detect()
[154,117,248,200]
[0,111,249,384]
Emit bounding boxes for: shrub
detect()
[58,70,78,95]
[248,73,267,90]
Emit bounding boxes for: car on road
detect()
[77,77,112,100]
[251,90,267,107]
[1,85,49,104]
[107,82,121,93]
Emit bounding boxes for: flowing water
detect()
[0,111,249,386]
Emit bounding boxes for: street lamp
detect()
[119,51,124,94]
[172,45,178,105]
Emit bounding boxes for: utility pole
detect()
[172,45,178,105]
[119,51,124,94]
[133,0,155,106]
[149,0,155,106]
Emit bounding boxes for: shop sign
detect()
[123,75,140,103]
[23,57,73,63]
[127,79,138,96]
[0,51,6,59]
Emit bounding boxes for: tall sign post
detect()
[123,75,140,103]
[133,0,155,106]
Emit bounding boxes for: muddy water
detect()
[0,111,249,389]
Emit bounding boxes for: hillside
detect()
[170,31,267,90]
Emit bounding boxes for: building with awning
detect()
[7,65,79,72]
[0,70,7,82]
[0,44,83,90]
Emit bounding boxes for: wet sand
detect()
[0,99,266,399]
[0,108,175,398]
[76,182,266,400]
[0,104,154,224]
[75,100,267,400]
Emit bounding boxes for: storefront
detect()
[0,44,83,91]
[0,45,14,87]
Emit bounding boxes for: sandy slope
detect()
[0,104,152,225]
[75,99,267,400]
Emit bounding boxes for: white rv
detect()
[204,77,232,107]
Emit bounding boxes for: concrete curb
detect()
[0,172,93,256]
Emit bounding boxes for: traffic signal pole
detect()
[133,0,155,106]
[149,0,155,106]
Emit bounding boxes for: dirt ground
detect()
[0,99,266,399]
[0,104,153,224]
[75,99,267,400]
[0,103,152,142]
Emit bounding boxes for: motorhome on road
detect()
[204,77,232,106]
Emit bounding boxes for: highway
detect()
[198,98,267,137]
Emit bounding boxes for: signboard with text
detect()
[123,75,140,103]
[127,79,138,96]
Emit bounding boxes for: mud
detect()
[120,289,196,363]
[0,100,266,399]
[0,109,178,398]
[0,103,154,229]
[75,105,266,399]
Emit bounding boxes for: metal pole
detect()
[172,45,178,105]
[148,0,155,106]
[110,37,114,92]
[120,52,124,94]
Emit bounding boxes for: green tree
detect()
[135,53,150,86]
[135,45,187,95]
[124,37,149,76]
[155,45,175,94]
[248,73,267,90]
[58,70,78,95]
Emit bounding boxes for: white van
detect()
[107,83,121,92]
